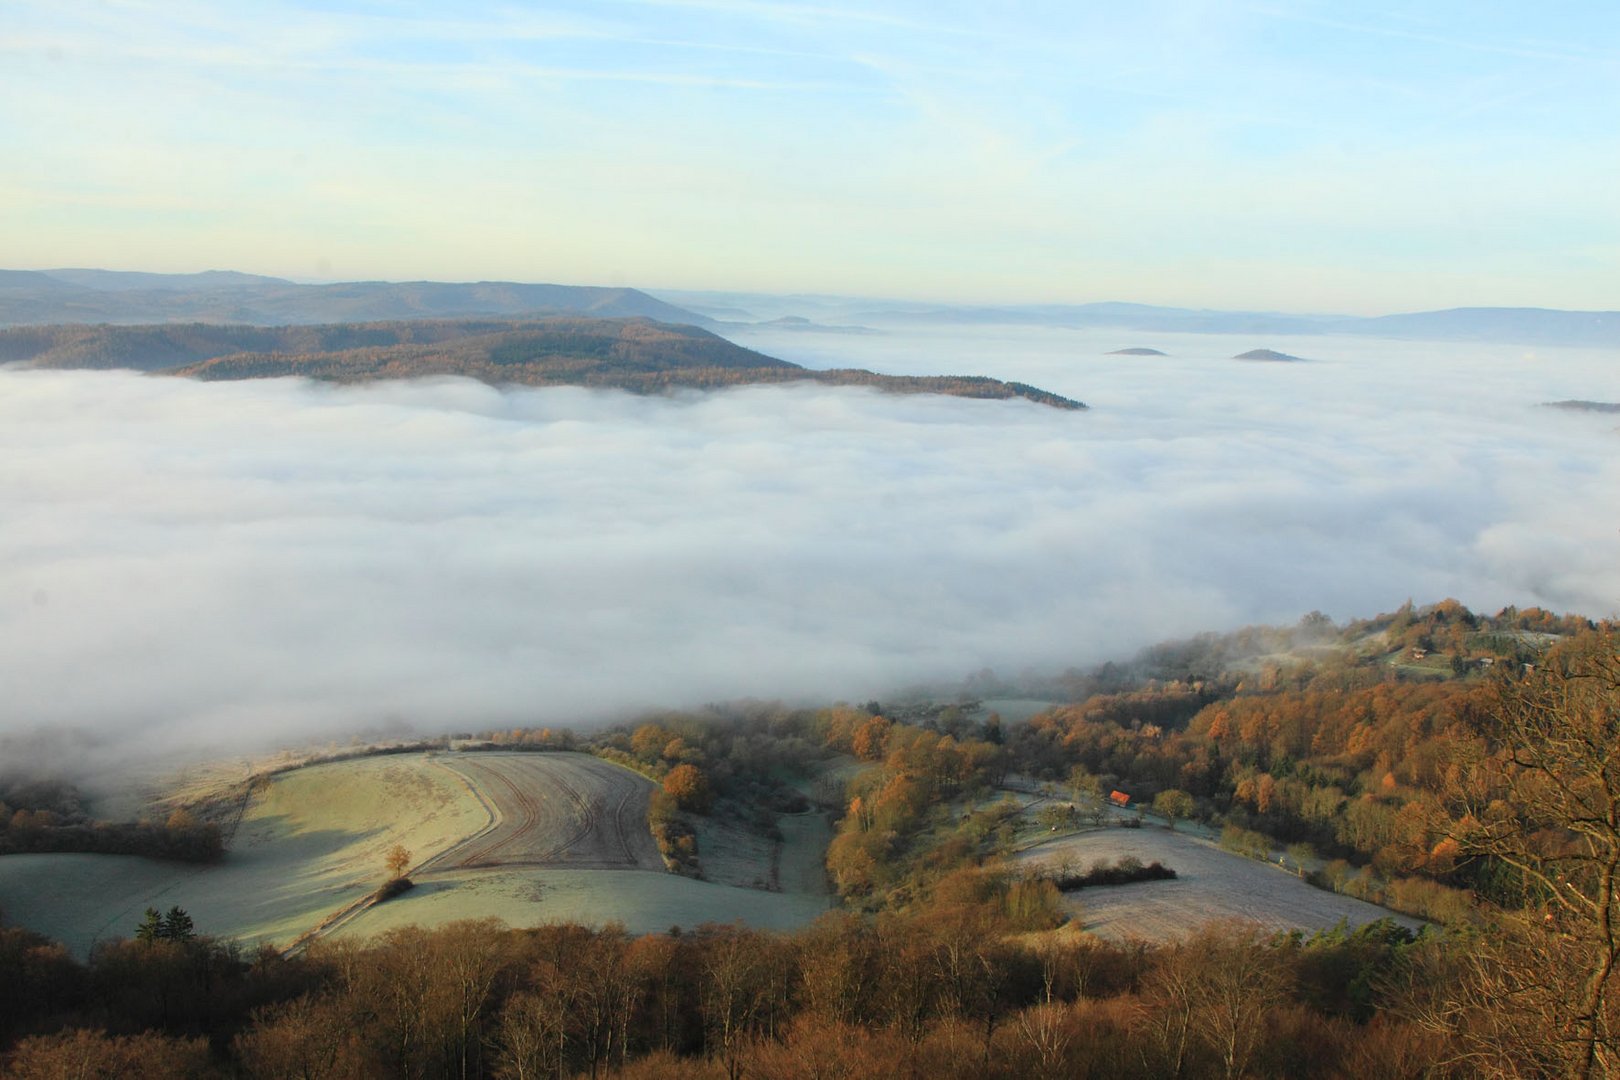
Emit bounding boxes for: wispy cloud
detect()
[3,0,1616,308]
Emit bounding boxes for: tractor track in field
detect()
[453,766,592,869]
[612,782,639,864]
[287,753,662,955]
[421,753,662,874]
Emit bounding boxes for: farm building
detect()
[1108,790,1131,808]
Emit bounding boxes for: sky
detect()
[3,326,1616,772]
[3,1,1618,312]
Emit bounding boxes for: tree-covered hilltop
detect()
[1,317,1086,409]
[1,318,622,372]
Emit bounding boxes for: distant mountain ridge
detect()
[844,302,1619,347]
[2,317,1085,410]
[0,270,707,328]
[655,287,1620,348]
[7,270,1610,347]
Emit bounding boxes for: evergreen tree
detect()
[135,907,163,943]
[160,906,195,942]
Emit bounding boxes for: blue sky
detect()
[4,1,1616,311]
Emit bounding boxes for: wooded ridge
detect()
[2,317,1086,409]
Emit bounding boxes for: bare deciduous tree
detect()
[1443,631,1620,1078]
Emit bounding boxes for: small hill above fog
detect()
[1107,347,1167,356]
[1233,348,1307,362]
[2,317,1085,409]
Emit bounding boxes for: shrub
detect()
[372,877,414,903]
[1047,857,1176,891]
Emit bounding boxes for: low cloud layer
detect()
[2,324,1617,770]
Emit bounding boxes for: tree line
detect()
[3,887,1462,1078]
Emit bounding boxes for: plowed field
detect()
[422,753,662,873]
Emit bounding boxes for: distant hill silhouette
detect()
[1543,400,1620,414]
[1107,347,1167,356]
[3,317,1085,409]
[821,296,1619,348]
[39,268,292,292]
[7,270,1614,347]
[0,270,707,327]
[1354,307,1618,347]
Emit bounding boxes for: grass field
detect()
[776,812,833,897]
[692,814,777,890]
[335,866,831,940]
[0,750,836,954]
[0,753,489,955]
[1018,827,1422,941]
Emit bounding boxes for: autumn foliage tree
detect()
[663,764,712,813]
[384,843,411,880]
[1153,789,1195,830]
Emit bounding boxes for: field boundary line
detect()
[414,756,503,875]
[281,756,500,956]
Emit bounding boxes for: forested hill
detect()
[1,318,784,374]
[2,317,1085,409]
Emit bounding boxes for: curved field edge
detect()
[0,750,837,955]
[0,752,490,955]
[422,753,664,873]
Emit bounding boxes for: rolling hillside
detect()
[0,750,833,955]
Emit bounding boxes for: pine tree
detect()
[135,907,163,943]
[160,905,195,942]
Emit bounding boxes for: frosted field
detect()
[1018,826,1422,941]
[0,753,487,954]
[0,751,835,954]
[336,865,831,940]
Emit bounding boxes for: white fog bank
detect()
[1,324,1617,767]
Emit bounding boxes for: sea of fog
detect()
[1,323,1616,768]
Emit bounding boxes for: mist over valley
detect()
[3,312,1614,773]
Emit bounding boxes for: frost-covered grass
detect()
[1018,827,1422,941]
[0,753,487,955]
[0,750,838,955]
[334,866,832,940]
